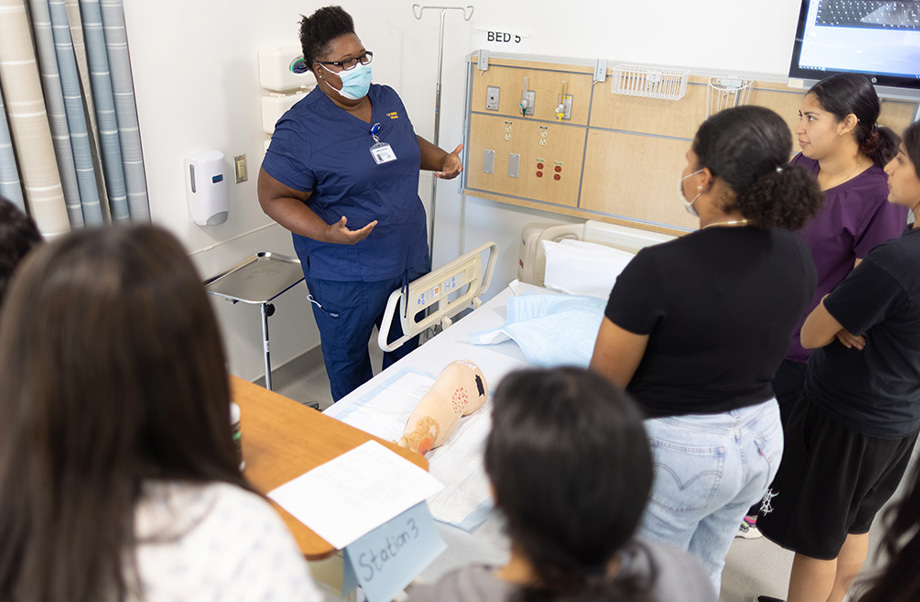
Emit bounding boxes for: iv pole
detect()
[412,4,474,259]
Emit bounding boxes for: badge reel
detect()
[369,122,396,165]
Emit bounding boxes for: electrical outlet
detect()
[486,86,500,111]
[234,154,248,183]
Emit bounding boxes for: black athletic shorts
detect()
[758,394,918,560]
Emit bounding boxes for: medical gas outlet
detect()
[555,80,572,121]
[520,76,534,117]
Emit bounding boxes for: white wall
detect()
[123,0,802,380]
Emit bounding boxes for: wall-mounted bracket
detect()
[593,59,607,83]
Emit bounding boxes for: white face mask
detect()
[678,169,704,217]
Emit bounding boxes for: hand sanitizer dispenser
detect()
[185,150,229,226]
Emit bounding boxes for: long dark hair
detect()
[0,226,252,601]
[0,196,41,306]
[903,120,920,177]
[300,5,355,69]
[808,73,900,167]
[853,462,920,601]
[693,105,824,230]
[485,368,654,602]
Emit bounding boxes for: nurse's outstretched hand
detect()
[435,144,464,180]
[324,216,377,245]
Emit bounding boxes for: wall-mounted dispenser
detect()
[259,46,316,139]
[259,46,315,92]
[185,150,229,226]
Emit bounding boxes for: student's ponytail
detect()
[862,125,900,167]
[735,164,824,230]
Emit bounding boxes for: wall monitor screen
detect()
[789,0,920,91]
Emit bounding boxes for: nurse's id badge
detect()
[369,122,396,165]
[370,142,397,164]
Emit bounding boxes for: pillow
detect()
[542,238,635,298]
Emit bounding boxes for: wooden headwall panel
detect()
[580,131,698,230]
[466,113,586,207]
[462,55,919,235]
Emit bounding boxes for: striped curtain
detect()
[0,80,25,211]
[0,0,148,236]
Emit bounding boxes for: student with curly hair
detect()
[590,105,823,594]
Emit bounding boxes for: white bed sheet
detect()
[323,280,561,580]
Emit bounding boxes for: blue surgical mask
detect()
[321,62,372,100]
[678,169,704,218]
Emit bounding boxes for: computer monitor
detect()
[788,0,920,99]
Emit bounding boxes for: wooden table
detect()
[231,376,428,559]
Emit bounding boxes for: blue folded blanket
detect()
[469,293,605,367]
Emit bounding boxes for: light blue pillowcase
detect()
[469,293,606,367]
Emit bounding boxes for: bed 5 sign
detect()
[342,502,446,602]
[477,28,531,53]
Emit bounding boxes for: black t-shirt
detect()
[806,227,920,439]
[605,226,816,418]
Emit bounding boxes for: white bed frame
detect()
[378,220,675,352]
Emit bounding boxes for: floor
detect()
[255,341,914,602]
[253,338,385,411]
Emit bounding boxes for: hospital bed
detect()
[323,219,674,580]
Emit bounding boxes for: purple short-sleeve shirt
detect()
[786,153,907,363]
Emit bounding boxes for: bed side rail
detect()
[377,242,497,352]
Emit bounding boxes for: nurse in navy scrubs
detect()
[258,6,462,401]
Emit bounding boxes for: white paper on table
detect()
[426,400,494,527]
[337,371,436,441]
[268,440,444,549]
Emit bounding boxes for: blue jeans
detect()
[638,400,783,595]
[303,272,423,402]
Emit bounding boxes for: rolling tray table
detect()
[205,253,304,391]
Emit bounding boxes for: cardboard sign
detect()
[343,502,446,602]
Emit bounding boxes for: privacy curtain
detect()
[0,0,149,236]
